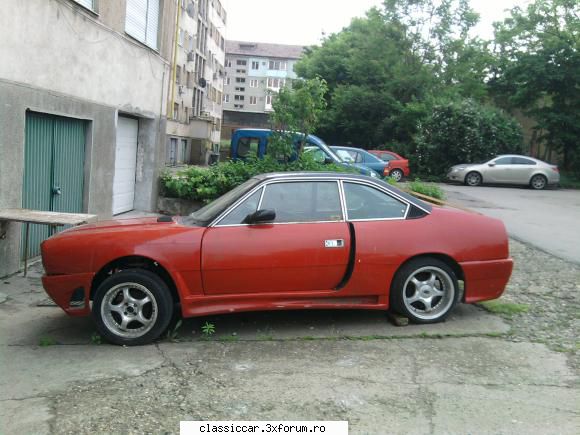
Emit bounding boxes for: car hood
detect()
[58,217,172,234]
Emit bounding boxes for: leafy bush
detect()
[161,155,350,202]
[414,99,523,177]
[408,179,446,200]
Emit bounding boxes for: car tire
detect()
[465,171,482,186]
[530,174,547,190]
[390,258,460,324]
[92,269,174,346]
[390,169,404,182]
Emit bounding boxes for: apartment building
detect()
[165,0,227,166]
[0,0,176,277]
[221,41,304,139]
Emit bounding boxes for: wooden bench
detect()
[0,209,97,277]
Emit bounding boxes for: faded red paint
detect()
[41,206,513,319]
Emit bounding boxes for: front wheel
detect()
[465,171,482,186]
[390,258,460,323]
[92,269,174,346]
[390,169,404,182]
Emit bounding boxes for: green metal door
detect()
[21,112,87,258]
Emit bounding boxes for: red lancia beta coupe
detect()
[41,172,513,345]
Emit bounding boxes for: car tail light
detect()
[551,166,559,172]
[383,166,389,176]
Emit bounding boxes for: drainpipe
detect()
[169,0,182,118]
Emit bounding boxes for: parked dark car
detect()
[230,129,380,179]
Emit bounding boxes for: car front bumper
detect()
[42,272,94,316]
[447,170,466,182]
[460,258,514,303]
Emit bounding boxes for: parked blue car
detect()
[331,146,389,177]
[230,129,380,179]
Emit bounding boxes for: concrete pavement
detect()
[440,184,580,264]
[1,259,579,434]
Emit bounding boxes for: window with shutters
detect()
[125,0,160,50]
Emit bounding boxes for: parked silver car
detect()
[447,155,560,190]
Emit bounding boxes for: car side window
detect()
[237,137,260,158]
[494,157,513,165]
[218,188,263,225]
[260,181,343,223]
[353,152,364,163]
[380,153,395,161]
[336,149,354,162]
[513,157,536,165]
[344,182,407,220]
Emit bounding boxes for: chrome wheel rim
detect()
[466,173,481,186]
[391,170,403,182]
[101,283,158,338]
[531,176,546,189]
[402,266,455,320]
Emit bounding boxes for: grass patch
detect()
[408,179,446,200]
[479,300,529,316]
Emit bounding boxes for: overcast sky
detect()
[221,0,530,46]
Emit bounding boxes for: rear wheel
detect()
[465,171,482,186]
[530,174,547,190]
[390,258,459,323]
[390,169,404,182]
[92,269,174,346]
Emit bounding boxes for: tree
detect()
[295,0,492,151]
[267,77,328,161]
[490,0,580,172]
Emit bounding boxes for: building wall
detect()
[223,54,300,114]
[0,0,176,277]
[165,0,227,166]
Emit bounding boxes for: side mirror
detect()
[243,209,276,225]
[488,162,496,167]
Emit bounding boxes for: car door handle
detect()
[324,239,344,248]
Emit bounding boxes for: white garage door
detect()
[112,117,138,215]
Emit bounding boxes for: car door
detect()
[201,180,351,295]
[511,157,537,184]
[485,157,513,183]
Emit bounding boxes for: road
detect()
[440,184,580,264]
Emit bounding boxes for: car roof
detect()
[252,172,432,211]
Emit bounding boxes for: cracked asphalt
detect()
[1,236,579,434]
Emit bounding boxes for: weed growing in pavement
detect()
[90,333,102,345]
[479,300,529,316]
[201,321,216,337]
[166,319,183,342]
[39,336,57,347]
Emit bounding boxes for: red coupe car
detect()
[368,150,410,181]
[41,172,513,345]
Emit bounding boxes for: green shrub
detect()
[414,100,523,177]
[160,155,350,202]
[408,179,445,200]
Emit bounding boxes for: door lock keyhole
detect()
[52,186,62,195]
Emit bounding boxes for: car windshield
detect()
[184,178,261,226]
